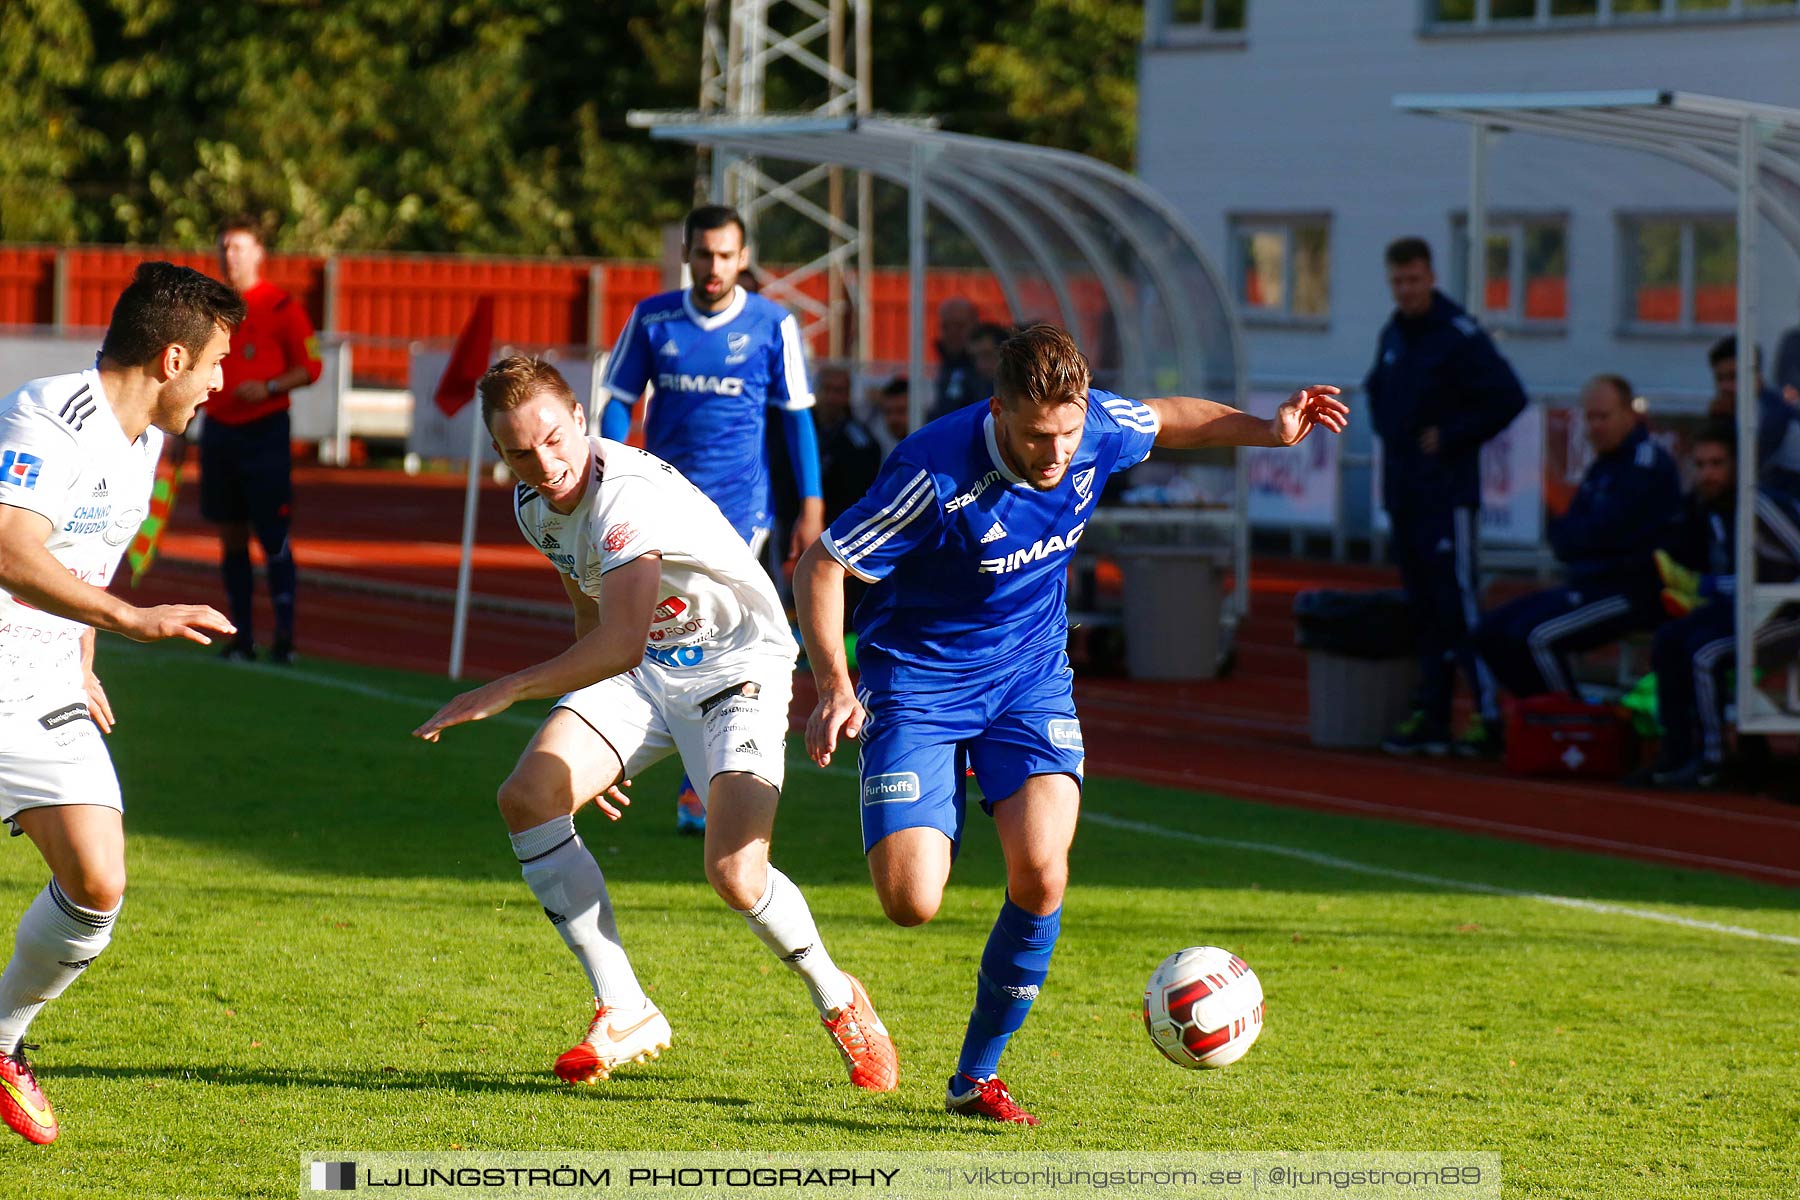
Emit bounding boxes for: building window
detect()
[1147,0,1248,45]
[1425,0,1797,30]
[1451,215,1569,331]
[1621,215,1736,333]
[1230,215,1329,325]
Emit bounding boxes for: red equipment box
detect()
[1504,695,1635,778]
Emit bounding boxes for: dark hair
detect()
[994,323,1091,411]
[969,322,1012,347]
[99,261,247,369]
[684,204,746,248]
[1708,334,1762,371]
[1692,420,1737,456]
[478,355,578,429]
[1385,237,1433,268]
[218,213,266,246]
[1587,372,1636,410]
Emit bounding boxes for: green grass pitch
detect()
[0,641,1796,1197]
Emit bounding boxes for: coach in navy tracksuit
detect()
[1645,417,1800,788]
[1644,424,1740,788]
[1474,374,1681,703]
[1367,238,1526,756]
[1708,335,1800,580]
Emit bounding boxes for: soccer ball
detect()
[1142,946,1265,1069]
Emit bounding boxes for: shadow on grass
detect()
[81,641,1800,919]
[46,1061,757,1107]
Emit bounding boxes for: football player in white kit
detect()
[414,357,897,1093]
[0,262,244,1143]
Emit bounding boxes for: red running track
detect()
[122,467,1800,887]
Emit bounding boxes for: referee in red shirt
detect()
[205,217,322,663]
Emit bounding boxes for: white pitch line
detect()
[1082,811,1800,947]
[167,653,1800,947]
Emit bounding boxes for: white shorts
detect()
[0,697,123,831]
[556,654,793,804]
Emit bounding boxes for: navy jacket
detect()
[1661,489,1736,581]
[1365,291,1527,514]
[1549,425,1682,594]
[1753,385,1800,496]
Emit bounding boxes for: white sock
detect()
[0,880,118,1053]
[510,817,647,1011]
[737,866,853,1016]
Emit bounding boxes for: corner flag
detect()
[434,296,495,416]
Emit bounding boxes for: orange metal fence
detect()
[2,245,1037,388]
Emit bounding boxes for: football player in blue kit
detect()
[602,205,825,835]
[793,324,1346,1124]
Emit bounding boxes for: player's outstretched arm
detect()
[793,540,865,768]
[0,503,235,645]
[1145,385,1346,449]
[413,553,661,742]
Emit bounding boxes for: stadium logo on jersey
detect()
[979,520,1007,544]
[1,450,44,490]
[946,470,1002,512]
[604,522,637,553]
[1046,719,1084,750]
[103,505,146,547]
[977,520,1087,574]
[862,772,920,805]
[653,596,689,623]
[657,372,745,397]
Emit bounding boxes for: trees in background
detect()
[2,0,1140,257]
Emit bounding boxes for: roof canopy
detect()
[631,113,1242,402]
[1398,89,1800,732]
[1393,90,1800,252]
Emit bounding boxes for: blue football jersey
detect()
[603,286,813,540]
[820,390,1159,690]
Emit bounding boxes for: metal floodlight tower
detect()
[698,0,873,360]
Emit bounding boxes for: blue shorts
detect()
[856,651,1084,854]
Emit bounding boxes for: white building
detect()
[1139,0,1800,406]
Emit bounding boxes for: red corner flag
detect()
[433,295,495,416]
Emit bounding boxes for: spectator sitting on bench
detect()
[1472,374,1681,715]
[1637,423,1741,789]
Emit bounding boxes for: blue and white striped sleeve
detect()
[768,313,815,411]
[818,455,940,582]
[1089,388,1160,474]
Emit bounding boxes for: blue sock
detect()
[222,549,254,644]
[953,895,1061,1087]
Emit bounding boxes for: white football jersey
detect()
[514,437,795,670]
[0,370,162,710]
